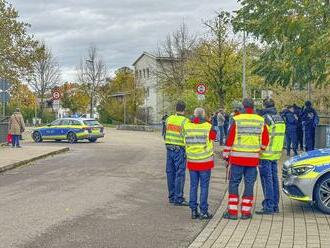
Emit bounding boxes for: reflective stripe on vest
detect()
[184,121,213,162]
[165,115,187,146]
[231,114,265,158]
[260,115,285,160]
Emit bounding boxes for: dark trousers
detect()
[12,135,20,147]
[259,160,279,212]
[304,126,315,151]
[218,126,225,145]
[166,146,186,203]
[228,164,257,197]
[189,170,211,214]
[286,130,298,155]
[297,126,304,150]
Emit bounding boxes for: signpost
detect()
[52,88,61,117]
[0,79,11,116]
[196,83,207,102]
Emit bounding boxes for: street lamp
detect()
[86,59,95,118]
[242,30,247,99]
[110,92,131,124]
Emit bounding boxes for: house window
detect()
[139,70,142,78]
[147,68,150,78]
[143,69,146,78]
[146,87,150,97]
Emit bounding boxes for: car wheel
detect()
[314,173,330,214]
[32,131,43,143]
[67,132,77,144]
[88,138,97,143]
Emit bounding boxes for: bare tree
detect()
[28,43,61,118]
[156,22,196,100]
[192,11,241,107]
[77,46,107,118]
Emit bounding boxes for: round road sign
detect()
[196,83,207,95]
[52,91,61,100]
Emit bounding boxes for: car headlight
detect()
[291,165,314,176]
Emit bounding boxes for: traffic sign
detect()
[53,100,60,110]
[196,83,207,95]
[0,91,10,102]
[0,79,11,91]
[52,91,61,100]
[197,94,205,101]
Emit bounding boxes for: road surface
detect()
[0,129,226,248]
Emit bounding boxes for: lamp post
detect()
[242,30,247,98]
[86,59,95,118]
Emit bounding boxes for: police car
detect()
[282,148,330,214]
[32,118,105,144]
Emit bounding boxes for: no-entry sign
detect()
[196,83,207,95]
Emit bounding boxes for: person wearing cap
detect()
[222,98,269,220]
[164,101,189,206]
[184,107,217,219]
[8,108,25,148]
[256,99,286,215]
[301,101,319,151]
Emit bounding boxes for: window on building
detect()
[146,87,150,97]
[139,70,142,78]
[143,69,146,78]
[147,68,150,78]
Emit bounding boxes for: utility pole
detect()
[242,30,247,98]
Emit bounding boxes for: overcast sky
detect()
[11,0,240,81]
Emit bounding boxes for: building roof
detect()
[132,51,180,66]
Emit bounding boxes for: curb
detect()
[0,147,70,173]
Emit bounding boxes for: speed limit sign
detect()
[196,83,207,95]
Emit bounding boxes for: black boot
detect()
[191,209,200,219]
[222,211,238,220]
[200,212,213,220]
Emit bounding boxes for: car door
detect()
[58,119,72,139]
[41,119,62,139]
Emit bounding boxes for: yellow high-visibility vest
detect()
[231,114,265,159]
[184,121,213,162]
[165,115,188,147]
[260,114,286,160]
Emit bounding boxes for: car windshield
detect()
[83,120,100,126]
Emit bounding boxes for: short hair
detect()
[263,98,275,108]
[305,100,312,108]
[242,98,254,109]
[194,107,206,118]
[15,108,20,112]
[176,101,186,112]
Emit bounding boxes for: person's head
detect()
[263,98,275,108]
[219,108,224,114]
[15,108,20,113]
[175,101,186,114]
[242,98,254,109]
[193,107,206,119]
[288,105,294,112]
[305,100,312,108]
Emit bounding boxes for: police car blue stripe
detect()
[290,149,330,163]
[314,163,330,173]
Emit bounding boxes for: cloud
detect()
[10,0,239,81]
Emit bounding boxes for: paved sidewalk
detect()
[0,145,69,173]
[189,167,330,248]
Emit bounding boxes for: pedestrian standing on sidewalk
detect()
[184,107,217,219]
[301,101,319,151]
[8,108,25,148]
[281,106,299,156]
[222,98,269,220]
[256,99,285,215]
[211,112,219,142]
[217,109,225,145]
[164,101,189,206]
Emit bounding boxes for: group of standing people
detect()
[164,97,318,220]
[280,101,319,156]
[211,110,229,146]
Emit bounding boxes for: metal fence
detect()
[0,116,9,144]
